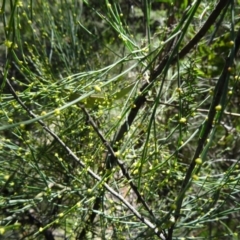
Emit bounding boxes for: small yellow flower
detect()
[8,118,13,123]
[4,175,9,180]
[192,174,199,180]
[226,41,234,47]
[39,227,43,232]
[94,85,101,92]
[114,151,120,157]
[133,169,138,175]
[215,105,222,111]
[87,189,92,194]
[10,182,14,186]
[195,158,202,165]
[179,117,187,123]
[54,109,61,115]
[17,1,23,7]
[58,212,64,217]
[0,227,5,235]
[4,40,13,48]
[176,88,182,94]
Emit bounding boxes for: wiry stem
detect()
[5,78,166,240]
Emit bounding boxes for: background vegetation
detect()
[1,0,240,239]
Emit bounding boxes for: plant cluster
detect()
[1,0,240,239]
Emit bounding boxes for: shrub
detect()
[1,0,240,239]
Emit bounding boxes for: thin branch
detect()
[148,101,240,117]
[197,108,240,117]
[108,0,230,168]
[77,196,102,239]
[81,106,156,218]
[177,0,231,59]
[169,26,240,238]
[5,78,166,240]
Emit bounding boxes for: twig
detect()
[80,106,156,218]
[107,0,230,168]
[169,25,240,239]
[197,108,240,117]
[5,78,166,240]
[177,0,231,59]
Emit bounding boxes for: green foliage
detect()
[1,0,240,239]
